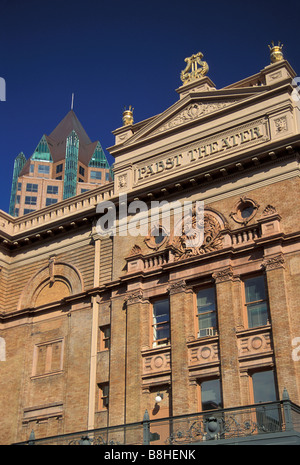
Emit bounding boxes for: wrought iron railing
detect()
[14,394,300,445]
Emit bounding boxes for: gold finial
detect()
[180,52,209,85]
[268,41,284,63]
[122,106,134,126]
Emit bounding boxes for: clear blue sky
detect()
[0,0,299,214]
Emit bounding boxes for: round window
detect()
[240,203,254,219]
[230,197,259,224]
[153,227,166,244]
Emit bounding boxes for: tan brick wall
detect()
[1,166,300,444]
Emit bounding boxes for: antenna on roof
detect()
[71,93,74,111]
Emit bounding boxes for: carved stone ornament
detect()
[171,211,223,261]
[261,253,285,271]
[125,289,144,305]
[117,174,127,189]
[129,245,142,256]
[274,116,288,133]
[168,280,187,295]
[153,101,237,135]
[212,266,234,283]
[262,205,277,216]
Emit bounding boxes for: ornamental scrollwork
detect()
[125,289,144,305]
[212,266,234,283]
[180,52,209,84]
[261,253,285,271]
[261,205,277,216]
[168,280,187,295]
[171,212,223,261]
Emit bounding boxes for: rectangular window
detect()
[90,170,102,180]
[56,176,62,180]
[26,183,38,192]
[200,379,222,411]
[244,276,269,328]
[25,196,37,205]
[38,164,50,174]
[99,325,110,351]
[30,164,34,173]
[152,299,170,347]
[24,208,35,215]
[106,172,110,181]
[79,166,85,176]
[196,287,217,337]
[252,371,277,403]
[81,188,89,193]
[47,185,58,194]
[15,195,20,204]
[251,370,280,430]
[14,208,19,216]
[56,164,63,173]
[98,383,109,410]
[46,198,58,206]
[17,182,22,191]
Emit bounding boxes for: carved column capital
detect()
[168,280,187,295]
[125,289,145,305]
[212,266,234,283]
[261,253,285,271]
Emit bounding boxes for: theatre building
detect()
[0,44,300,445]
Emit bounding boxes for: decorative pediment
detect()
[151,100,239,135]
[120,92,258,148]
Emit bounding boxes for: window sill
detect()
[236,323,272,336]
[31,370,64,380]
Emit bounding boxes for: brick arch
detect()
[18,260,84,310]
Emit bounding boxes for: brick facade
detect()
[0,53,300,444]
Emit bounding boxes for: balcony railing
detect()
[14,392,300,446]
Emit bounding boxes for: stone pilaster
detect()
[168,280,193,416]
[262,253,299,402]
[108,295,127,426]
[213,266,242,408]
[125,289,148,423]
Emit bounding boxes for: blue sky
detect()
[0,0,299,214]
